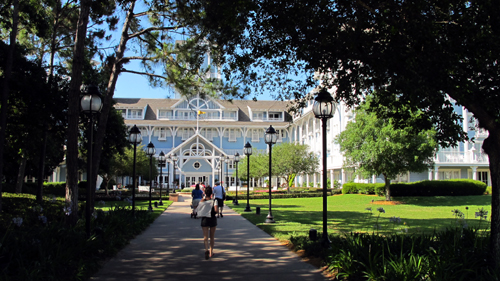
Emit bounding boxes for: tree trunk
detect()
[383,174,391,201]
[483,135,500,268]
[16,156,27,193]
[65,0,92,224]
[90,1,136,212]
[37,127,48,203]
[0,0,19,211]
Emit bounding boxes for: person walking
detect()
[191,183,204,218]
[212,180,226,218]
[196,186,218,259]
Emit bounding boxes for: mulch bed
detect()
[371,200,405,205]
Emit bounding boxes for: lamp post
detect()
[172,153,178,193]
[146,142,156,212]
[166,154,171,196]
[313,89,337,247]
[219,155,225,185]
[225,156,229,190]
[80,84,103,238]
[158,151,165,205]
[128,125,142,217]
[244,142,252,212]
[234,152,240,205]
[265,125,278,223]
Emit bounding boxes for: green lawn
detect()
[95,199,172,216]
[230,194,492,240]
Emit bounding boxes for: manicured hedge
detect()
[390,179,487,196]
[342,183,386,195]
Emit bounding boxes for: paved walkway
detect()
[91,194,329,281]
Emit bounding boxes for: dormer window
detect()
[253,112,264,121]
[268,112,281,121]
[127,109,143,119]
[158,110,173,119]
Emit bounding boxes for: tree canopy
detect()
[336,97,438,200]
[189,0,500,265]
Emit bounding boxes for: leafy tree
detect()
[189,0,500,265]
[272,143,318,189]
[235,144,318,189]
[336,97,438,200]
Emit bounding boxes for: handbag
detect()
[222,186,226,201]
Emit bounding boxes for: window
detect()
[158,128,168,140]
[193,162,201,169]
[253,112,264,120]
[158,110,173,119]
[252,129,260,142]
[127,109,143,119]
[478,171,489,185]
[181,128,193,140]
[438,170,460,180]
[391,173,410,183]
[224,129,240,142]
[268,112,280,120]
[276,129,286,142]
[224,111,237,120]
[202,128,214,141]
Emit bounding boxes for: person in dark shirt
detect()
[191,183,204,218]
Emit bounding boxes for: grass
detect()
[229,194,492,240]
[94,199,172,214]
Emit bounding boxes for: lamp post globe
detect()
[146,142,156,212]
[264,125,277,223]
[128,125,142,217]
[172,153,178,193]
[80,84,103,238]
[313,89,337,248]
[243,142,252,212]
[234,152,240,205]
[158,151,165,205]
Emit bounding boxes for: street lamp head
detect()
[313,89,336,119]
[265,125,278,145]
[146,142,156,156]
[244,142,252,156]
[128,125,142,144]
[158,151,165,163]
[80,84,103,113]
[226,155,230,162]
[220,155,225,163]
[172,153,178,162]
[234,152,240,162]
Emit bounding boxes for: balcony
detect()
[435,151,489,164]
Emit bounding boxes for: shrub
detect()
[342,183,385,195]
[390,179,487,196]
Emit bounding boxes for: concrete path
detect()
[91,195,329,281]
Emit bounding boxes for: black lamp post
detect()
[158,151,165,205]
[225,156,229,190]
[244,142,252,212]
[128,125,142,217]
[265,125,278,223]
[172,153,178,193]
[219,155,225,184]
[313,89,337,247]
[146,142,156,212]
[234,152,240,205]
[166,154,171,196]
[80,84,103,238]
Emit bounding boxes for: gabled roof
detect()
[166,133,227,157]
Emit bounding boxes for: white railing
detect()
[435,151,489,164]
